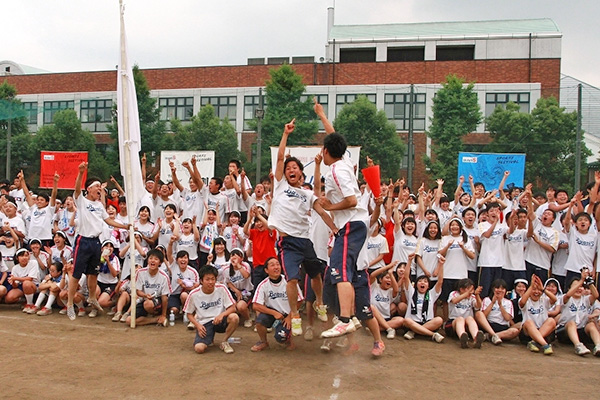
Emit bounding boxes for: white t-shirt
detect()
[482,297,514,326]
[464,225,480,273]
[392,231,418,266]
[448,290,477,319]
[405,284,441,323]
[310,210,331,263]
[134,220,155,248]
[152,195,180,222]
[1,245,16,272]
[202,187,226,224]
[74,194,109,238]
[26,204,55,241]
[478,220,508,268]
[370,281,393,319]
[520,294,552,328]
[565,228,597,273]
[176,188,204,223]
[121,245,147,280]
[268,176,316,239]
[49,245,73,265]
[155,219,180,250]
[176,233,199,260]
[97,256,120,285]
[367,234,389,271]
[324,157,369,229]
[222,226,246,252]
[221,188,240,215]
[415,237,440,280]
[504,228,527,271]
[559,295,591,329]
[5,215,27,238]
[136,268,171,297]
[55,208,77,246]
[11,261,40,285]
[252,276,303,314]
[199,221,219,253]
[440,235,473,279]
[222,262,253,292]
[433,205,453,229]
[169,263,200,295]
[183,284,234,325]
[524,219,559,270]
[551,231,569,277]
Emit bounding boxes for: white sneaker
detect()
[575,343,591,356]
[291,317,303,336]
[491,334,502,345]
[313,303,328,322]
[320,320,356,338]
[77,308,87,317]
[107,307,116,316]
[220,341,234,354]
[67,305,76,321]
[320,339,333,352]
[403,331,415,340]
[120,311,130,323]
[187,322,195,330]
[432,332,445,343]
[87,297,104,313]
[112,311,122,322]
[386,328,396,339]
[243,319,253,328]
[88,309,98,318]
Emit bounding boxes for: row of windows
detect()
[339,45,476,63]
[20,92,530,131]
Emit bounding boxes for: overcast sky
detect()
[4,0,599,87]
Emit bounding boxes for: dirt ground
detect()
[1,305,598,400]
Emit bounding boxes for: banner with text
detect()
[40,151,88,189]
[160,151,215,189]
[270,146,361,186]
[457,152,526,194]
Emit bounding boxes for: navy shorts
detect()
[251,265,268,293]
[194,319,228,346]
[489,322,510,333]
[135,297,163,317]
[277,236,321,282]
[440,278,460,303]
[72,235,101,279]
[167,294,183,311]
[353,269,373,321]
[303,260,326,303]
[328,221,367,285]
[255,311,291,343]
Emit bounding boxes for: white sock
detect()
[35,292,47,308]
[25,294,34,305]
[45,294,57,308]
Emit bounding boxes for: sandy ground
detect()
[1,305,598,400]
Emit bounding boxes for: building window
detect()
[301,94,328,130]
[485,93,530,117]
[339,48,376,63]
[436,45,475,61]
[80,99,113,132]
[22,102,38,125]
[159,97,194,121]
[243,95,267,131]
[201,96,236,125]
[336,94,376,116]
[387,47,425,62]
[43,101,74,124]
[384,93,426,130]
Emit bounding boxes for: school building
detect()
[1,8,564,186]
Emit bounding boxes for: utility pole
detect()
[407,84,414,189]
[574,83,583,192]
[255,88,265,181]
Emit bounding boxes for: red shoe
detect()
[371,341,385,357]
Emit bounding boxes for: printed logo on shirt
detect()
[527,305,544,315]
[403,239,417,248]
[33,209,47,217]
[86,204,104,214]
[283,188,307,203]
[374,294,389,303]
[575,238,595,248]
[268,290,287,300]
[422,245,438,253]
[367,243,381,250]
[199,298,223,310]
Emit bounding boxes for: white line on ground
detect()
[0,315,128,332]
[329,374,341,400]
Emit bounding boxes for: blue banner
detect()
[457,152,526,194]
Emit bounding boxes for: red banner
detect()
[40,151,88,189]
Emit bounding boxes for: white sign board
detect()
[270,146,361,186]
[160,151,215,189]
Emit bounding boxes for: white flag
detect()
[117,0,144,224]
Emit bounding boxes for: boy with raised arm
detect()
[66,162,130,321]
[267,118,337,336]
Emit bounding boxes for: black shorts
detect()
[444,319,456,337]
[489,322,510,333]
[556,326,591,344]
[72,236,101,279]
[440,279,460,303]
[255,312,290,344]
[97,282,117,296]
[136,297,163,317]
[194,319,228,346]
[519,330,555,344]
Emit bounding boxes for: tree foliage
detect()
[424,75,482,188]
[168,105,244,178]
[0,80,31,179]
[333,95,405,180]
[486,97,590,190]
[248,65,318,179]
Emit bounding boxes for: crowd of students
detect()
[2,99,600,359]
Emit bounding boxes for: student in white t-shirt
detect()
[415,221,442,283]
[445,278,484,349]
[556,269,600,356]
[400,253,445,343]
[370,261,403,340]
[251,257,302,352]
[519,274,557,354]
[479,202,508,298]
[184,264,239,354]
[6,248,39,311]
[475,279,520,345]
[563,194,597,286]
[366,218,389,273]
[19,170,59,247]
[502,208,529,292]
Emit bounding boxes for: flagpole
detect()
[119,0,138,328]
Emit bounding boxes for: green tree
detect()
[168,104,244,178]
[486,97,590,190]
[107,65,167,177]
[424,75,482,188]
[33,110,110,181]
[333,95,405,180]
[248,65,318,180]
[0,80,32,179]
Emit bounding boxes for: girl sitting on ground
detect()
[370,260,403,339]
[445,278,484,348]
[475,279,520,345]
